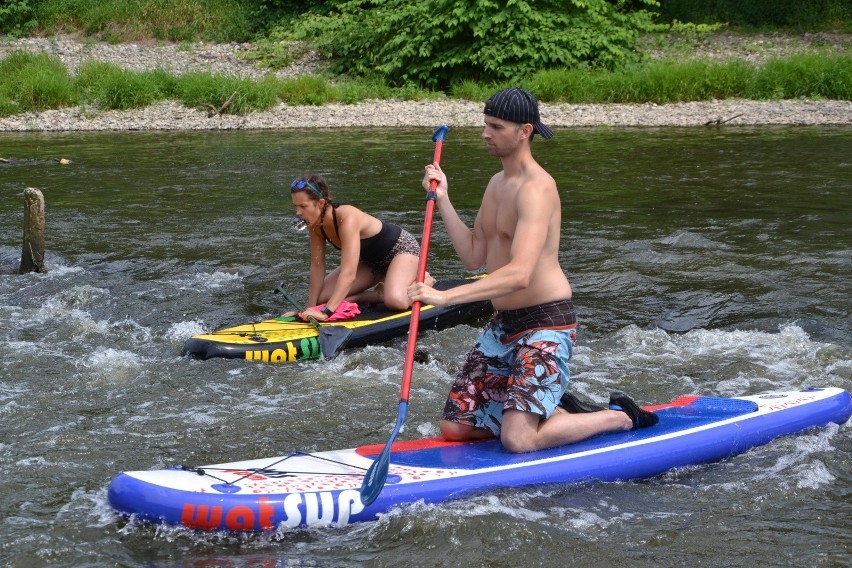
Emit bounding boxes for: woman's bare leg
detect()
[381,253,421,310]
[319,264,377,304]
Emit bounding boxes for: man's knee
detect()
[500,431,537,453]
[499,410,543,453]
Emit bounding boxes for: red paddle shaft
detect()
[399,124,447,401]
[358,124,449,506]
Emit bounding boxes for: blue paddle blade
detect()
[359,449,391,506]
[360,402,408,505]
[432,124,449,143]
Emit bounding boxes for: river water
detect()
[1,126,850,567]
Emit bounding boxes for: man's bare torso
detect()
[478,167,573,311]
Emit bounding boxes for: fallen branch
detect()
[206,91,238,118]
[705,113,744,126]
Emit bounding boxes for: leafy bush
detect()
[0,0,37,37]
[289,0,662,89]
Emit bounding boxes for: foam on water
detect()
[75,348,145,383]
[164,319,207,340]
[554,506,634,532]
[169,270,243,292]
[415,421,440,438]
[577,323,850,397]
[34,263,84,277]
[377,493,551,532]
[789,459,837,490]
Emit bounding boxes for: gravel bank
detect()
[1,35,850,131]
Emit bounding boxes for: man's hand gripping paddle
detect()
[359,124,449,506]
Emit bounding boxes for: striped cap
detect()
[483,87,554,140]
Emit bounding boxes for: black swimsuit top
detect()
[321,206,401,265]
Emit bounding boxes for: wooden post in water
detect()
[19,187,45,274]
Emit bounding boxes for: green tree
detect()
[0,0,37,37]
[290,0,661,88]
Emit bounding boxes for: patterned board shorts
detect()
[366,228,420,274]
[442,300,577,436]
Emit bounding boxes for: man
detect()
[408,87,657,453]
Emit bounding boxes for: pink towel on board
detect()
[306,301,360,322]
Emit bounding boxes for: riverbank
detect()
[1,33,850,131]
[2,98,850,131]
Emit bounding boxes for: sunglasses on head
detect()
[291,179,323,198]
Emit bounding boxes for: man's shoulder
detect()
[521,171,558,196]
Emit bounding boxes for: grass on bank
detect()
[12,0,256,43]
[0,49,850,117]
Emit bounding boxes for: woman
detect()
[289,174,431,321]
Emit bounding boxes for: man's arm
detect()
[410,181,554,306]
[424,162,487,270]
